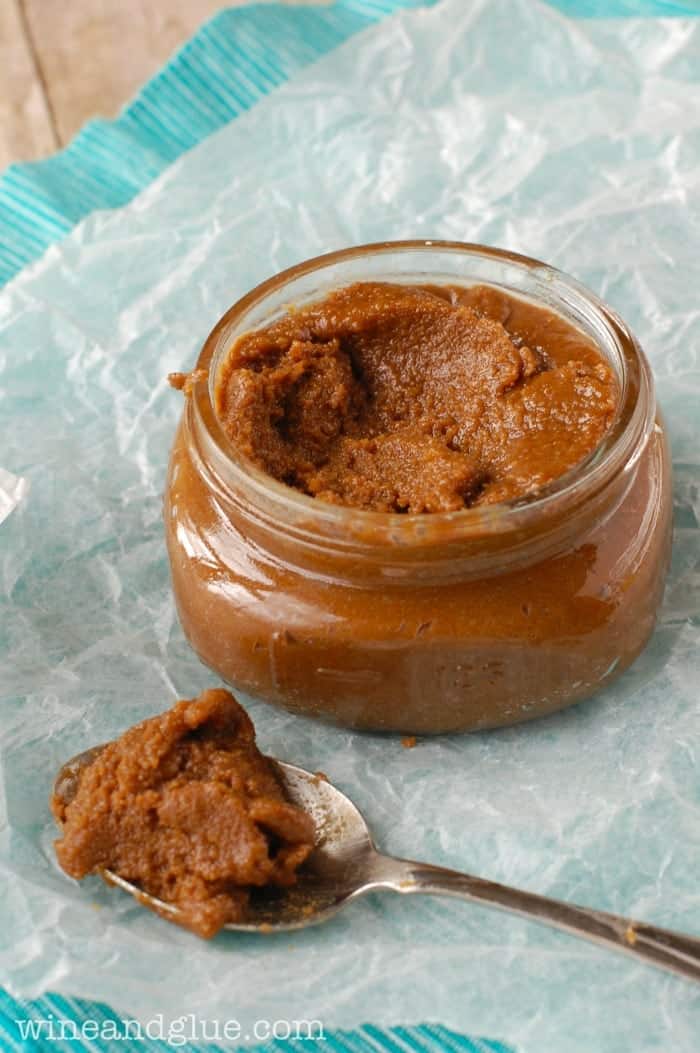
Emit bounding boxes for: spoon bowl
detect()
[53,748,392,933]
[54,746,700,980]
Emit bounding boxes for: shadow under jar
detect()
[164,242,672,734]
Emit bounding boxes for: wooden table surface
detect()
[1,0,322,170]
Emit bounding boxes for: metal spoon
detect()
[54,748,700,981]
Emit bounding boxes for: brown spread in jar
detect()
[215,282,618,512]
[164,249,671,734]
[51,689,315,938]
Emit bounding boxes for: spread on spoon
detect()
[214,282,618,513]
[51,689,316,938]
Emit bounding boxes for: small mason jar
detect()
[164,242,672,734]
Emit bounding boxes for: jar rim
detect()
[190,240,654,548]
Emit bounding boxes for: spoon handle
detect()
[380,859,700,983]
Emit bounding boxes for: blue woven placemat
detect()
[1,1,698,1051]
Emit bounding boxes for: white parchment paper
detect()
[1,2,699,1050]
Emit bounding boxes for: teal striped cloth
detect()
[0,0,425,286]
[1,0,698,286]
[1,1,698,1051]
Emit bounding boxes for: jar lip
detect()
[191,240,654,546]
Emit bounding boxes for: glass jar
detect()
[164,242,671,734]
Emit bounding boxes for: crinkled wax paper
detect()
[1,1,699,1050]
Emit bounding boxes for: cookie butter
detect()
[215,282,617,512]
[52,690,315,937]
[164,243,672,733]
